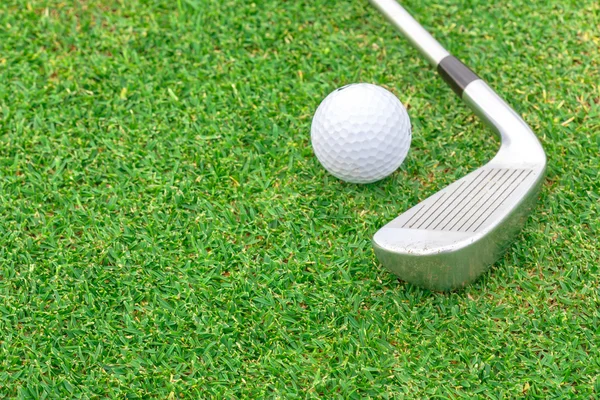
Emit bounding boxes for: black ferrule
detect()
[437,56,480,96]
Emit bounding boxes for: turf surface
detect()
[1,0,599,397]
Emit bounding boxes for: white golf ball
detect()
[311,83,411,184]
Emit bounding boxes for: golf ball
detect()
[311,83,411,184]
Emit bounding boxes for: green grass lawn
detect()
[1,0,599,397]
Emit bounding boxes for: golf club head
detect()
[373,80,546,291]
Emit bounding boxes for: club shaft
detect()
[370,0,481,97]
[369,0,546,165]
[368,0,450,67]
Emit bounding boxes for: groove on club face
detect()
[369,0,546,291]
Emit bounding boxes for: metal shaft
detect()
[369,0,449,66]
[368,0,545,167]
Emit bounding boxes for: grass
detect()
[0,0,598,397]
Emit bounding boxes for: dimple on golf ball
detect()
[311,83,411,184]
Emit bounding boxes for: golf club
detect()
[369,0,547,291]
